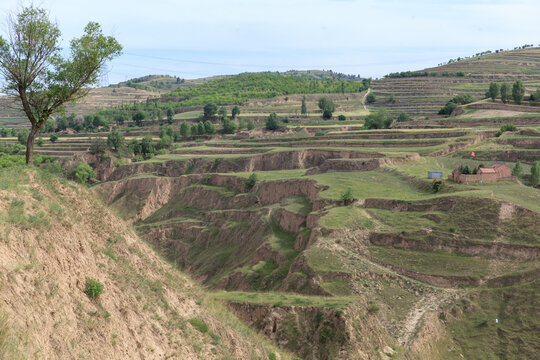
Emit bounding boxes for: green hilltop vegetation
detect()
[161,71,370,106]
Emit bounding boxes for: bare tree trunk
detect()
[25,123,42,164]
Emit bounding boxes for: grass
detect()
[279,195,312,216]
[211,291,353,309]
[443,278,540,359]
[304,247,352,274]
[318,206,374,229]
[369,246,491,277]
[309,170,433,200]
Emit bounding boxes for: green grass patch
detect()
[304,247,352,274]
[319,206,374,229]
[211,291,353,309]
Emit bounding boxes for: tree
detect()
[231,106,240,119]
[203,103,217,120]
[500,83,510,103]
[247,120,255,130]
[318,97,335,119]
[218,107,227,119]
[397,112,410,122]
[529,87,540,105]
[266,113,279,130]
[511,161,523,178]
[204,120,216,134]
[365,93,376,104]
[512,80,525,104]
[341,188,353,205]
[363,111,393,129]
[0,6,122,164]
[179,121,190,139]
[438,102,458,115]
[245,173,257,190]
[197,121,205,135]
[488,82,499,102]
[166,107,174,124]
[191,124,199,136]
[222,117,238,134]
[318,97,335,113]
[531,161,540,186]
[107,128,124,152]
[132,111,146,126]
[301,96,307,115]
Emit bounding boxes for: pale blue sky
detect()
[1,0,539,84]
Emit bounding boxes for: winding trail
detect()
[361,88,372,112]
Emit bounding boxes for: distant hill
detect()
[369,47,540,118]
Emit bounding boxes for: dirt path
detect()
[361,88,371,112]
[398,290,457,347]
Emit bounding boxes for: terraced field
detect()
[370,48,540,118]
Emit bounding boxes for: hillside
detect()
[369,47,540,118]
[0,166,288,359]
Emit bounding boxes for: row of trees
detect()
[438,94,475,115]
[487,80,540,105]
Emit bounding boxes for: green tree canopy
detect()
[500,83,510,103]
[203,103,218,120]
[0,6,122,163]
[107,128,124,152]
[488,82,499,102]
[266,113,279,130]
[512,80,525,104]
[231,106,240,118]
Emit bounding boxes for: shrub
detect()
[363,111,393,129]
[247,120,255,130]
[365,93,376,104]
[36,138,44,146]
[397,112,410,122]
[267,352,277,360]
[49,134,58,143]
[511,162,523,178]
[338,114,346,121]
[266,113,279,130]
[74,162,96,184]
[245,173,257,190]
[188,318,209,333]
[315,130,326,137]
[432,179,443,193]
[495,123,517,137]
[222,117,238,134]
[341,188,353,204]
[17,130,29,145]
[84,278,104,299]
[531,161,540,186]
[438,102,457,115]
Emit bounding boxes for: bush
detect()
[531,161,540,186]
[363,111,393,129]
[512,162,523,178]
[341,188,353,204]
[74,162,96,184]
[397,112,410,122]
[365,93,376,104]
[338,114,346,121]
[84,278,104,299]
[17,130,29,145]
[222,117,238,134]
[49,134,58,143]
[266,113,279,130]
[247,120,255,130]
[438,102,458,115]
[495,123,517,137]
[432,179,443,193]
[245,173,257,190]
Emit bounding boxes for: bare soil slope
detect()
[0,167,283,359]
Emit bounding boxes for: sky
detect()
[1,0,539,84]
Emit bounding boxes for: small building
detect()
[427,171,443,179]
[449,162,516,184]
